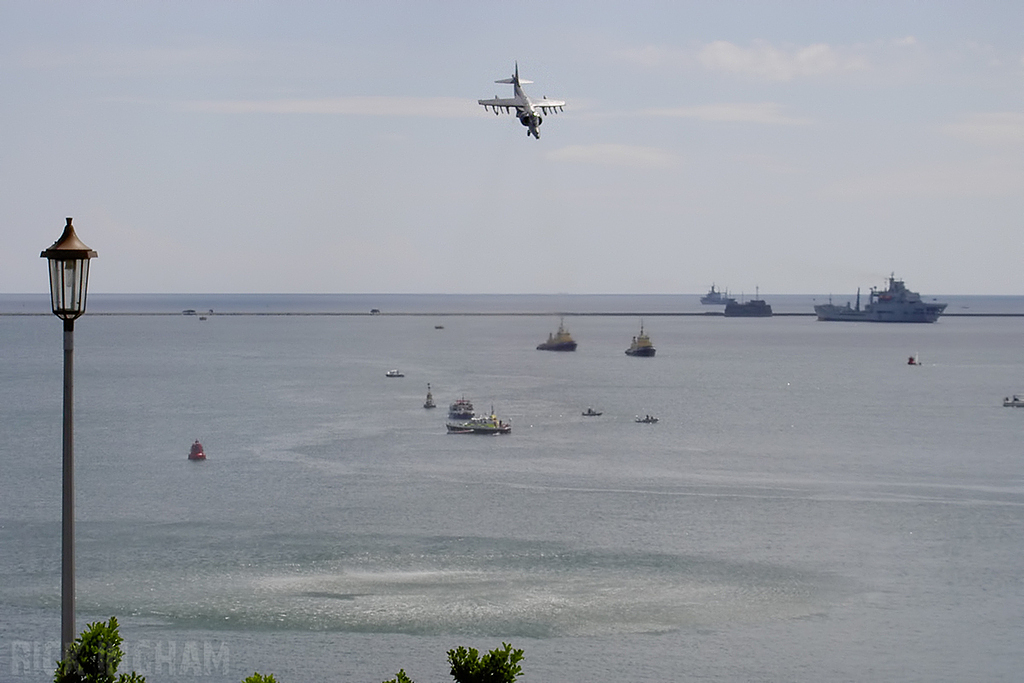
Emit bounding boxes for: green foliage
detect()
[447,643,524,683]
[53,616,146,683]
[241,674,279,683]
[381,669,414,683]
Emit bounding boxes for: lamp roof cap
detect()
[40,217,97,260]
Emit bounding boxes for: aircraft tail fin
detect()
[495,62,532,86]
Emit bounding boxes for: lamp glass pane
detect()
[47,258,90,319]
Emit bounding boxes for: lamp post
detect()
[41,217,97,657]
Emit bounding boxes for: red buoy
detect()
[188,440,206,460]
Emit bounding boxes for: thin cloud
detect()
[612,44,696,69]
[547,144,678,169]
[942,112,1024,144]
[698,40,868,82]
[823,156,1024,200]
[645,102,812,125]
[17,43,258,75]
[614,40,870,82]
[178,96,478,117]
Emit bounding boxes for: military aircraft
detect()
[478,63,565,139]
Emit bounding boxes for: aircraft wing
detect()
[479,97,521,110]
[536,98,566,114]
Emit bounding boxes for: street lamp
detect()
[41,217,97,657]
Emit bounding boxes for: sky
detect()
[2,1,1022,295]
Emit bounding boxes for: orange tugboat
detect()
[188,440,206,460]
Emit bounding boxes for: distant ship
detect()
[814,274,947,323]
[625,321,656,357]
[700,284,730,305]
[537,319,577,351]
[724,289,772,317]
[449,397,475,419]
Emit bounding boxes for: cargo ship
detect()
[723,289,772,317]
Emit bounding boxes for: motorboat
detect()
[385,369,405,378]
[1003,395,1024,408]
[635,415,659,424]
[582,407,603,416]
[188,440,206,460]
[447,409,512,435]
[424,383,436,409]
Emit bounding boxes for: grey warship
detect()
[815,274,947,323]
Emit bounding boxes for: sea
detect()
[1,293,1023,683]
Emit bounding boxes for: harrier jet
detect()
[479,63,565,139]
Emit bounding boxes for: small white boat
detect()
[385,369,405,378]
[1003,395,1024,408]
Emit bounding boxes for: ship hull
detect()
[724,300,772,317]
[625,347,656,357]
[446,423,512,435]
[814,303,946,323]
[537,342,577,351]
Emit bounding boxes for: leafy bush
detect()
[241,674,279,683]
[381,669,414,683]
[382,643,524,683]
[53,616,145,683]
[447,643,524,683]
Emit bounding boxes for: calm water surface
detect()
[1,296,1023,682]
